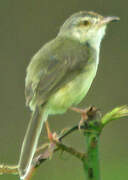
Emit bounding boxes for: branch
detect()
[1,105,128,180]
[24,123,88,180]
[80,106,101,180]
[55,141,86,161]
[83,133,100,180]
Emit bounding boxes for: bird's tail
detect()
[18,106,48,179]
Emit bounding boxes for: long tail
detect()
[18,106,48,179]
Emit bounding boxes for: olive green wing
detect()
[25,38,91,108]
[25,54,73,107]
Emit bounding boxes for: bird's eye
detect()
[82,20,90,26]
[79,20,90,27]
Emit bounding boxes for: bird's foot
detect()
[50,132,59,142]
[70,106,98,130]
[45,121,59,159]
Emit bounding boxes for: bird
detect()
[18,11,119,179]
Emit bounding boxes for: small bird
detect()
[18,11,119,179]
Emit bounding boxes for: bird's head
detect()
[59,11,119,49]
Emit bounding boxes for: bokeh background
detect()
[0,0,128,180]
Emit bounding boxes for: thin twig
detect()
[56,141,86,161]
[0,165,18,175]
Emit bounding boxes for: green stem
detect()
[83,132,100,180]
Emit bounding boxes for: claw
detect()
[45,121,59,142]
[70,106,98,130]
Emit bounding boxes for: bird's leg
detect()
[70,107,87,114]
[70,106,97,129]
[45,121,58,142]
[45,121,53,142]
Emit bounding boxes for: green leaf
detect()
[101,105,128,127]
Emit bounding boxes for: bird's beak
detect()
[99,16,120,26]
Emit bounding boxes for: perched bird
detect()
[18,11,119,179]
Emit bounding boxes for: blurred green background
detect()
[0,0,128,180]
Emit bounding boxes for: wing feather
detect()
[25,37,92,109]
